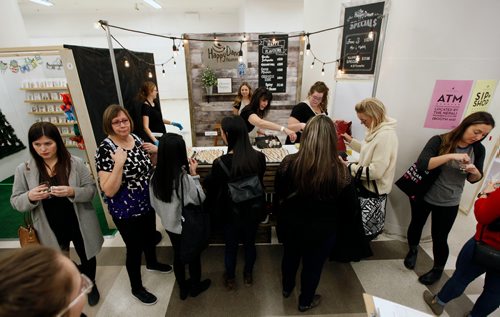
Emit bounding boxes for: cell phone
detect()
[190,151,197,159]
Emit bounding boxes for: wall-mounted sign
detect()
[217,78,232,93]
[424,80,474,129]
[339,1,385,76]
[201,42,239,70]
[464,80,498,116]
[258,35,288,93]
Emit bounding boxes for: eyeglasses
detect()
[55,274,93,317]
[111,119,130,126]
[310,95,323,102]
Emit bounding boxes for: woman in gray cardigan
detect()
[10,122,103,306]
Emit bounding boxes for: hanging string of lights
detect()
[98,14,383,77]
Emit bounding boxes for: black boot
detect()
[404,246,418,270]
[179,279,191,300]
[87,283,100,306]
[418,267,443,285]
[190,279,211,297]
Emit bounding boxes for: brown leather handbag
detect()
[18,213,39,247]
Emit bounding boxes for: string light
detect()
[310,58,315,69]
[173,60,177,67]
[147,70,153,78]
[338,65,344,75]
[213,33,218,44]
[172,39,178,56]
[368,29,374,40]
[321,63,325,76]
[124,58,130,68]
[238,41,243,63]
[162,65,166,77]
[242,33,246,41]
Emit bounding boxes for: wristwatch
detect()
[477,192,489,198]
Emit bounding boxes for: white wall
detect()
[376,0,500,236]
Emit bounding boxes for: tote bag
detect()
[395,163,439,201]
[352,165,387,239]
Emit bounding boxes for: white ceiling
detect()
[18,0,246,15]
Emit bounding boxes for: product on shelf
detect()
[260,147,289,163]
[189,149,224,164]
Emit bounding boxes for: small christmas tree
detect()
[0,109,25,160]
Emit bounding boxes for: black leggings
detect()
[407,198,459,267]
[166,231,201,289]
[113,211,158,291]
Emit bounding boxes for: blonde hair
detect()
[354,98,387,131]
[233,82,253,106]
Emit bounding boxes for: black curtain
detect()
[64,45,156,144]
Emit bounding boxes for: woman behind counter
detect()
[275,115,361,312]
[95,104,172,305]
[150,133,211,300]
[286,81,329,144]
[10,122,103,307]
[232,82,252,115]
[138,81,183,144]
[204,116,266,291]
[240,87,297,143]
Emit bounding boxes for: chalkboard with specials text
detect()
[340,1,385,75]
[258,35,288,92]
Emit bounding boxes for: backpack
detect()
[218,159,264,217]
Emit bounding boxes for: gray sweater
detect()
[149,172,205,234]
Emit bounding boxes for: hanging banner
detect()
[339,1,385,76]
[464,80,498,116]
[201,42,239,70]
[258,35,288,93]
[424,80,474,129]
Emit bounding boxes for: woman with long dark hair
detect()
[11,122,103,306]
[275,115,360,312]
[149,133,211,300]
[404,111,495,285]
[240,87,297,143]
[204,116,266,290]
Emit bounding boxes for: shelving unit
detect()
[22,79,81,149]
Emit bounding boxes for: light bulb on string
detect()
[172,39,178,56]
[310,59,315,69]
[368,30,374,40]
[305,34,311,56]
[242,33,246,41]
[213,33,218,44]
[148,70,153,78]
[301,33,306,42]
[321,64,325,76]
[173,60,177,68]
[238,41,243,63]
[162,66,166,77]
[124,59,130,68]
[338,66,344,75]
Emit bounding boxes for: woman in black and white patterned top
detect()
[95,104,172,305]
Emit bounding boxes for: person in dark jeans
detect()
[404,112,495,285]
[95,105,172,305]
[423,182,500,316]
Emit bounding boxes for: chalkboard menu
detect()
[340,1,385,75]
[258,35,288,92]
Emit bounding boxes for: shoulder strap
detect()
[218,159,230,177]
[103,137,117,151]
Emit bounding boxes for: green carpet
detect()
[0,178,116,239]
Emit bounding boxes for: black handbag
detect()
[395,162,440,201]
[254,135,282,149]
[179,177,210,264]
[352,165,387,239]
[473,219,500,273]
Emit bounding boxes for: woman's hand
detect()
[142,142,158,154]
[341,133,352,143]
[50,186,75,198]
[111,147,127,167]
[28,184,50,202]
[464,163,480,175]
[285,128,297,142]
[188,158,198,176]
[449,153,471,164]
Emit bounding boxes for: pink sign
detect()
[424,80,473,129]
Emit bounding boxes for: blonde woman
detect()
[232,82,252,115]
[341,98,398,238]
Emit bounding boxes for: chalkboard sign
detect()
[340,1,385,75]
[258,35,288,92]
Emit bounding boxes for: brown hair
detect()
[354,98,387,131]
[308,81,329,113]
[102,104,134,136]
[290,115,349,199]
[137,81,156,103]
[233,82,253,106]
[28,122,71,186]
[439,111,495,155]
[0,246,73,317]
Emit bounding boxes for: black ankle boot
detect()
[404,247,418,270]
[418,267,443,285]
[87,283,100,306]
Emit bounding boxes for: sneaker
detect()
[87,284,100,306]
[419,268,443,285]
[132,288,158,305]
[243,272,253,286]
[223,273,236,291]
[404,247,418,270]
[190,279,211,297]
[298,294,321,312]
[423,290,444,315]
[146,263,173,274]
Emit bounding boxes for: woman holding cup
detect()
[403,111,495,285]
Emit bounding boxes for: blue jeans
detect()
[437,238,500,317]
[224,220,258,279]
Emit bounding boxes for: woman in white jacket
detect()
[342,98,398,238]
[149,133,211,300]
